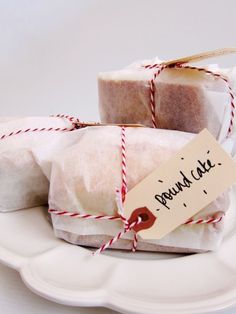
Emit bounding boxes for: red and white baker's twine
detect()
[144,62,235,136]
[0,114,80,141]
[121,126,128,201]
[48,205,224,255]
[149,65,166,128]
[49,126,225,255]
[48,207,224,225]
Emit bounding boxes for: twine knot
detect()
[93,189,141,255]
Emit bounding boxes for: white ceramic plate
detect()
[0,188,236,314]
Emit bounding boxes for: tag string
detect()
[49,126,225,255]
[121,126,128,202]
[144,63,235,137]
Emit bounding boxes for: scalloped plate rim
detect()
[0,201,236,314]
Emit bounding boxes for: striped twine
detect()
[49,208,224,226]
[48,208,121,221]
[185,215,224,225]
[149,65,166,128]
[0,114,80,141]
[132,233,138,252]
[121,126,128,202]
[93,216,142,255]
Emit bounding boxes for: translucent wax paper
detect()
[49,126,230,253]
[98,59,236,142]
[0,117,80,212]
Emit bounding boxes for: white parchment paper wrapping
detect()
[49,126,231,252]
[98,59,236,141]
[0,117,80,212]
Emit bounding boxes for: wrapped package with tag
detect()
[48,126,231,253]
[0,116,81,212]
[98,57,236,141]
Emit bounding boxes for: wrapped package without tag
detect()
[98,60,236,139]
[49,126,230,253]
[0,117,81,212]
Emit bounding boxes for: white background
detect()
[0,0,236,313]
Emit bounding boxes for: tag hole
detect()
[138,213,149,222]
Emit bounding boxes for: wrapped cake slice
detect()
[98,59,236,140]
[0,116,81,212]
[48,126,230,253]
